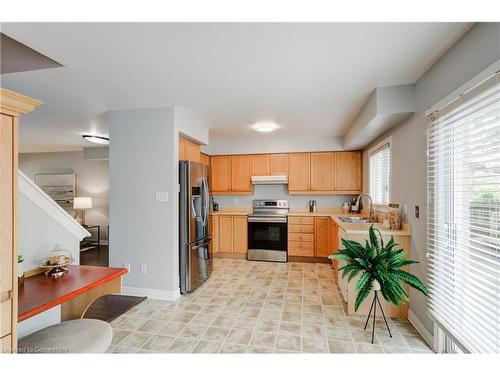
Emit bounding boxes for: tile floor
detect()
[108,258,433,354]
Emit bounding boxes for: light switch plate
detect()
[156,192,168,202]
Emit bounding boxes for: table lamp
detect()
[73,197,92,226]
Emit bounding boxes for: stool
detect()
[18,319,113,353]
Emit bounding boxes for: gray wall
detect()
[19,151,109,241]
[214,184,355,210]
[362,22,500,334]
[109,107,179,298]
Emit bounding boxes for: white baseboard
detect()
[408,309,435,351]
[123,286,181,301]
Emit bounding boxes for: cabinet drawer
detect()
[288,233,314,242]
[288,241,314,257]
[1,299,12,337]
[288,216,314,225]
[288,224,314,234]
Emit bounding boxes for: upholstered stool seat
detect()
[18,319,113,354]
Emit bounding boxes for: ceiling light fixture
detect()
[253,122,278,133]
[82,134,109,145]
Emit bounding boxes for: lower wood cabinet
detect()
[213,215,248,254]
[288,216,337,258]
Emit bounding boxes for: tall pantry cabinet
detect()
[0,88,41,353]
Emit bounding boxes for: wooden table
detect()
[18,265,128,322]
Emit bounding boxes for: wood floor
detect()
[80,245,109,267]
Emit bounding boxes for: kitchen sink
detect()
[338,216,371,223]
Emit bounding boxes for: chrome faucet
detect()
[355,193,376,223]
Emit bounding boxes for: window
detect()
[369,139,391,206]
[427,71,500,353]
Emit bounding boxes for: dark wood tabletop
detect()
[18,265,128,322]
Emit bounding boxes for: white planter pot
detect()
[373,279,381,291]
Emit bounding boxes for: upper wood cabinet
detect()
[231,155,252,192]
[311,152,335,191]
[200,153,210,166]
[211,156,231,193]
[251,154,269,176]
[0,88,41,354]
[288,153,311,192]
[179,136,201,163]
[269,154,288,175]
[335,151,362,192]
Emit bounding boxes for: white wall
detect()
[109,107,179,300]
[175,107,210,145]
[18,193,81,271]
[19,151,109,242]
[362,22,500,335]
[213,184,356,210]
[203,134,344,155]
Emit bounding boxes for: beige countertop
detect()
[210,207,411,236]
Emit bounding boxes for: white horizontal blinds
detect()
[427,72,500,353]
[369,142,390,205]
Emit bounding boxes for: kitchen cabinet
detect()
[200,153,210,166]
[311,152,335,191]
[269,154,288,175]
[215,215,248,254]
[314,217,333,257]
[0,88,41,354]
[232,216,248,254]
[251,154,269,175]
[288,216,314,257]
[211,156,231,193]
[210,215,220,253]
[219,215,234,253]
[231,155,252,193]
[179,137,201,162]
[335,151,362,192]
[288,153,311,192]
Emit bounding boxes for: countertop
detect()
[210,207,411,236]
[18,265,128,322]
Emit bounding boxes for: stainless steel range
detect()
[247,199,288,262]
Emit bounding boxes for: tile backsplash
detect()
[212,184,356,209]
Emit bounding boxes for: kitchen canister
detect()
[387,204,402,230]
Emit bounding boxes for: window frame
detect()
[368,136,392,211]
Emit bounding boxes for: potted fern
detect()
[329,225,428,343]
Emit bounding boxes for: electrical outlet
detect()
[124,263,131,272]
[141,264,147,274]
[415,205,420,218]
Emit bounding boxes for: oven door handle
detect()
[248,216,287,223]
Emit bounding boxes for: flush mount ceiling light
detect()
[82,134,109,145]
[253,122,279,133]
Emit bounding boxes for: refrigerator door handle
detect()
[201,177,209,227]
[191,239,211,251]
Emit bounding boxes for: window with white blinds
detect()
[369,140,391,206]
[427,71,500,353]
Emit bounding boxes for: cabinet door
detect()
[311,152,334,191]
[288,153,310,191]
[185,141,200,163]
[0,114,14,349]
[251,154,269,176]
[269,154,288,175]
[211,156,231,193]
[314,217,333,258]
[335,151,362,191]
[210,215,220,253]
[230,155,252,192]
[200,153,210,166]
[288,242,314,257]
[179,139,186,160]
[219,216,233,253]
[232,216,248,254]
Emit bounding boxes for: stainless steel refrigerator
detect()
[179,161,212,294]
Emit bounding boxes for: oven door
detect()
[248,217,287,261]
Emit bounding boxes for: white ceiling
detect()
[0,23,471,153]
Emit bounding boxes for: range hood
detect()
[251,175,288,185]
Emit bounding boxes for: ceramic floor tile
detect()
[142,335,175,351]
[302,337,329,353]
[192,340,223,354]
[119,332,152,348]
[226,328,253,345]
[219,342,248,353]
[328,339,357,353]
[202,327,230,342]
[165,338,198,353]
[276,334,301,352]
[249,331,276,349]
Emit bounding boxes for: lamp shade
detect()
[73,197,93,209]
